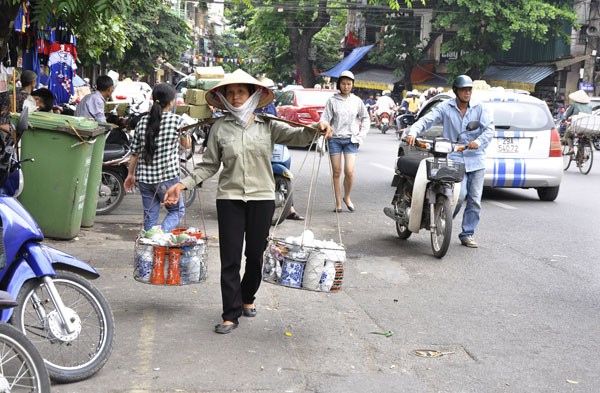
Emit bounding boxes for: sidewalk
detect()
[44,176,432,393]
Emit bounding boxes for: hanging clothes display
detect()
[9,2,80,105]
[47,47,76,105]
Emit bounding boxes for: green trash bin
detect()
[15,112,106,240]
[81,131,108,228]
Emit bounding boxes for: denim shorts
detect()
[328,138,358,155]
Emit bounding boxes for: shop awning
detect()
[482,65,556,92]
[321,45,375,78]
[554,54,590,70]
[353,69,401,91]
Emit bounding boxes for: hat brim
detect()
[568,89,590,104]
[205,69,275,110]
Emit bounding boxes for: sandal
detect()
[286,212,305,221]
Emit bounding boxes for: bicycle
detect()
[562,133,594,174]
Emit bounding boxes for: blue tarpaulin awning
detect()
[321,45,375,78]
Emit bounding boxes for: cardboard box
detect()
[184,89,207,106]
[175,104,190,115]
[188,104,212,120]
[194,66,225,79]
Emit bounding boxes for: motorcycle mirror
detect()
[466,120,481,131]
[16,106,29,138]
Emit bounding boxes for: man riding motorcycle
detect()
[375,90,396,127]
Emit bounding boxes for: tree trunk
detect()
[284,0,330,87]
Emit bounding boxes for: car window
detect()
[483,101,554,131]
[295,91,335,106]
[276,91,294,106]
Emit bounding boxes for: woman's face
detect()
[339,78,353,95]
[225,84,251,107]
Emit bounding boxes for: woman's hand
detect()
[124,174,136,192]
[164,182,187,206]
[315,122,333,139]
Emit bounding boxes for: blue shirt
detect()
[408,98,494,172]
[75,91,106,122]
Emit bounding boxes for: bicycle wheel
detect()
[179,165,197,207]
[562,142,572,171]
[577,139,594,175]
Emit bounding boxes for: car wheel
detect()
[537,186,559,201]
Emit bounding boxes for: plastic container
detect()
[18,129,93,239]
[81,133,108,227]
[15,113,109,239]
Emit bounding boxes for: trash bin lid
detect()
[11,112,110,137]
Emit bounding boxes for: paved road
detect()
[46,128,600,392]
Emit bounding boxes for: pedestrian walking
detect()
[124,83,191,232]
[405,75,494,248]
[318,70,370,212]
[163,69,331,334]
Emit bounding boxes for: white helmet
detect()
[337,70,355,90]
[339,70,355,80]
[382,90,391,96]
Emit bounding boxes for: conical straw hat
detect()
[205,69,275,110]
[568,89,590,104]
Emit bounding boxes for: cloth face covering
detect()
[216,89,261,127]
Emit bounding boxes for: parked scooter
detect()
[271,143,294,225]
[0,109,115,383]
[383,121,480,258]
[0,290,51,392]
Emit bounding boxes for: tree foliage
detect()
[227,0,422,87]
[224,4,345,84]
[0,0,147,62]
[107,1,192,78]
[377,0,577,87]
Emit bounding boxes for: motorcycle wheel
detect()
[0,324,51,392]
[430,195,452,259]
[179,165,197,207]
[11,270,115,383]
[96,167,125,215]
[271,174,293,226]
[594,136,600,151]
[395,221,412,239]
[381,124,388,134]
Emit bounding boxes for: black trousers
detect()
[216,199,274,323]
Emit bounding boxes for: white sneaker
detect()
[460,236,478,248]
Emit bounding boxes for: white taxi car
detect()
[407,87,563,201]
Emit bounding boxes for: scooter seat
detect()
[103,144,128,161]
[396,155,422,178]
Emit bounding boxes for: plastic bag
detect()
[0,64,8,93]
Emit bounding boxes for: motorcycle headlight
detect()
[434,140,452,154]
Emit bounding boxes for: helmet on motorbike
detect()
[337,70,355,90]
[452,75,473,90]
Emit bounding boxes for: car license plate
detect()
[497,137,519,153]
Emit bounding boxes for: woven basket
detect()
[134,236,207,286]
[262,237,345,293]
